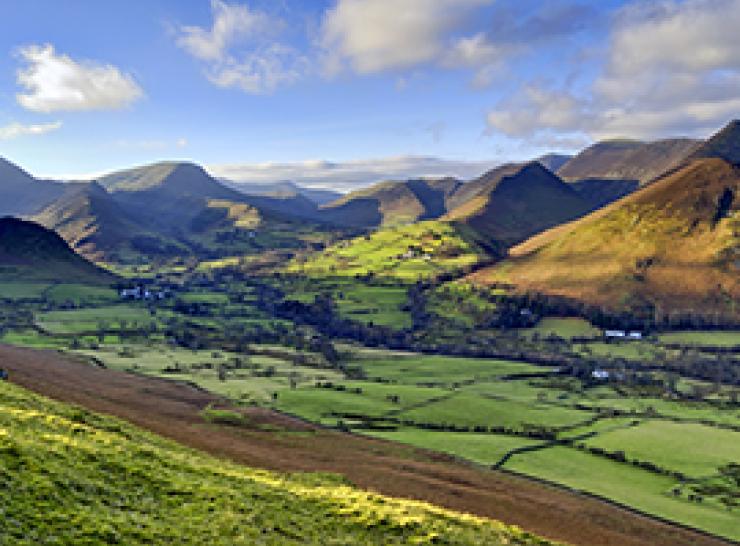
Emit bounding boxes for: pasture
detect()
[582,421,740,477]
[504,446,739,541]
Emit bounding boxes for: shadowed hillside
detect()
[558,138,701,185]
[0,217,114,283]
[445,162,592,253]
[690,119,740,165]
[0,157,74,217]
[471,153,740,324]
[225,179,342,206]
[318,177,462,227]
[32,182,188,262]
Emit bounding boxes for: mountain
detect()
[318,177,462,228]
[536,153,572,172]
[471,154,740,323]
[97,162,248,231]
[225,180,342,206]
[690,119,740,165]
[558,138,701,185]
[0,157,73,217]
[0,217,114,283]
[444,162,592,253]
[26,161,341,263]
[32,182,187,262]
[569,178,640,211]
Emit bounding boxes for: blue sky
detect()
[0,0,738,190]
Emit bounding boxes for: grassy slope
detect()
[471,158,740,320]
[286,220,490,282]
[0,380,557,546]
[505,447,738,541]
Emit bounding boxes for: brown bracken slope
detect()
[1,344,730,546]
[471,157,739,322]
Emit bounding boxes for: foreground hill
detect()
[445,163,592,253]
[318,177,462,227]
[0,217,114,283]
[471,154,740,324]
[0,379,555,545]
[558,138,700,184]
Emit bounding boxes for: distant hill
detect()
[32,182,187,262]
[287,220,491,282]
[318,177,462,228]
[471,154,740,324]
[0,158,73,217]
[536,153,572,172]
[25,161,341,263]
[225,180,342,206]
[690,119,740,165]
[558,138,701,184]
[569,178,640,211]
[0,217,114,283]
[445,163,592,253]
[98,162,248,231]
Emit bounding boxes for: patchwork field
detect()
[1,379,551,545]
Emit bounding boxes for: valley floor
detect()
[1,344,731,546]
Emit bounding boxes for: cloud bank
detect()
[208,155,498,192]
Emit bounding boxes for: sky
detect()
[0,0,738,191]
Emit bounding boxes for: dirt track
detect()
[1,344,731,546]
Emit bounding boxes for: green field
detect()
[397,392,593,430]
[504,446,739,541]
[658,331,740,347]
[521,318,601,339]
[367,429,545,466]
[73,343,345,404]
[0,282,50,300]
[279,278,413,329]
[45,284,119,305]
[286,221,487,282]
[582,421,740,477]
[36,305,157,335]
[0,379,548,545]
[358,354,547,386]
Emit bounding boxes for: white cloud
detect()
[0,120,62,140]
[208,43,309,94]
[176,1,305,94]
[208,155,498,192]
[176,0,269,61]
[486,0,740,142]
[15,44,143,113]
[321,0,493,74]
